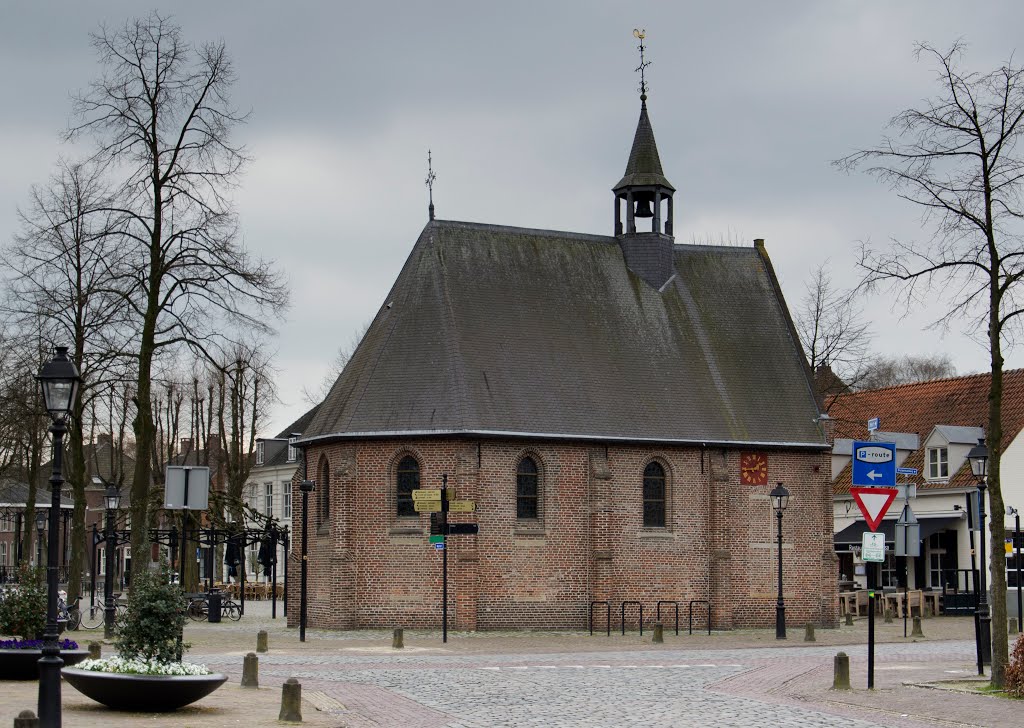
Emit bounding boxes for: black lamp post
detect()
[35,510,46,566]
[102,484,121,639]
[770,482,790,640]
[299,479,314,643]
[1009,506,1023,634]
[36,346,80,728]
[967,437,991,673]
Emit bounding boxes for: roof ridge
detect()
[844,367,1021,396]
[432,218,616,244]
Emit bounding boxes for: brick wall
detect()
[287,438,838,631]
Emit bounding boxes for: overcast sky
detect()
[3,1,1023,438]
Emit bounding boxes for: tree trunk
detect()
[988,274,1009,687]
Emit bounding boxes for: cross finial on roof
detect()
[425,149,437,221]
[633,28,650,101]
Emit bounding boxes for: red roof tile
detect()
[828,369,1024,494]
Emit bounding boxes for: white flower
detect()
[76,657,210,676]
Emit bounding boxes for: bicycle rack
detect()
[589,600,610,636]
[656,600,680,636]
[688,599,711,635]
[621,601,643,636]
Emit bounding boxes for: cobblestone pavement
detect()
[2,602,1021,727]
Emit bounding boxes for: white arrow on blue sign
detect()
[852,441,896,487]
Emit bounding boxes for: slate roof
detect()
[301,219,825,449]
[828,369,1024,494]
[613,100,675,192]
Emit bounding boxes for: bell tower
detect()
[613,30,676,288]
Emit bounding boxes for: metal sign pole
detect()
[868,562,875,689]
[1017,512,1023,633]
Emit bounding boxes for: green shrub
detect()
[1007,633,1024,698]
[115,562,187,664]
[0,566,46,639]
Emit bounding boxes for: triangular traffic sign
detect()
[850,487,899,531]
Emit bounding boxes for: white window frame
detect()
[255,441,265,465]
[264,482,273,517]
[282,482,292,520]
[287,437,297,463]
[927,446,949,480]
[0,541,7,566]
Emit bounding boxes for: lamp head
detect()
[104,484,121,511]
[35,510,46,532]
[299,480,315,493]
[967,437,989,480]
[36,346,80,420]
[769,482,790,514]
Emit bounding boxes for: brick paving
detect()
[2,603,1021,727]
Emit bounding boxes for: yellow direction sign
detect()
[414,500,442,513]
[448,500,475,513]
[412,489,442,501]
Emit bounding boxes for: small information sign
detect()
[448,500,475,512]
[413,489,442,501]
[414,500,442,513]
[862,532,886,562]
[429,535,445,544]
[434,542,445,550]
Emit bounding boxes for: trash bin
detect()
[207,590,222,623]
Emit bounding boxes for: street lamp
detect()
[299,479,314,643]
[1009,506,1022,634]
[967,437,991,673]
[36,345,80,728]
[102,484,121,639]
[770,482,790,640]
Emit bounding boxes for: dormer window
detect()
[256,441,265,466]
[927,446,948,479]
[287,437,297,463]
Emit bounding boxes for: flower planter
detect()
[61,667,227,711]
[0,649,90,681]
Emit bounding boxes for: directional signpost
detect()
[414,475,480,643]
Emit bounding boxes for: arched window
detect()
[317,456,330,526]
[643,461,666,528]
[396,456,419,517]
[516,456,539,519]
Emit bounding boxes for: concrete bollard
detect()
[883,609,893,624]
[241,652,259,688]
[652,622,664,644]
[804,623,816,642]
[832,652,851,690]
[13,710,39,728]
[844,613,854,627]
[88,641,101,660]
[392,628,404,649]
[279,677,302,722]
[924,605,933,619]
[256,629,269,653]
[911,616,924,638]
[1010,618,1019,633]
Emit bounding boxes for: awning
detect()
[834,516,962,545]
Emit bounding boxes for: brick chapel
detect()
[289,59,837,632]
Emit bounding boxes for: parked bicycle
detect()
[57,594,82,631]
[80,593,127,630]
[185,591,242,622]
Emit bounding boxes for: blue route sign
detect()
[852,440,896,487]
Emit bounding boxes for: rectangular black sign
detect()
[446,523,479,536]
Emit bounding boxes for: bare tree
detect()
[1,158,131,601]
[66,13,289,567]
[795,262,872,405]
[856,353,957,390]
[836,41,1024,685]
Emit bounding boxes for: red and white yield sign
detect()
[850,487,899,531]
